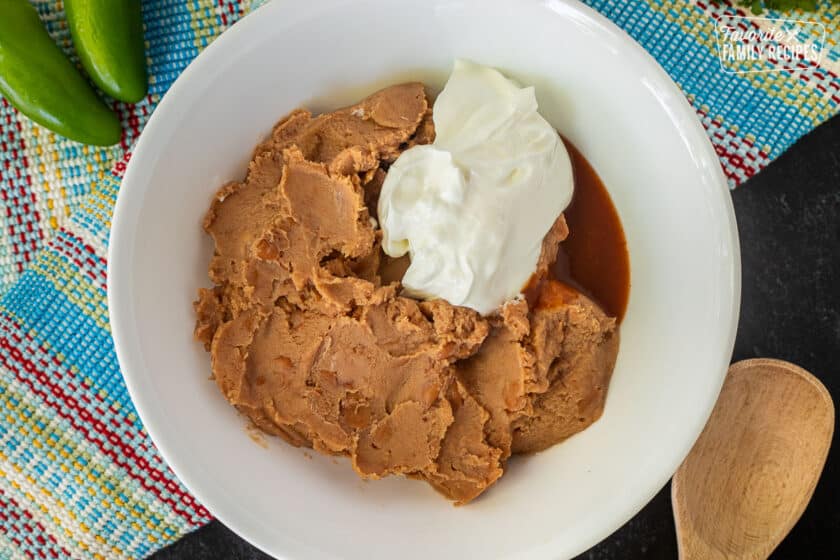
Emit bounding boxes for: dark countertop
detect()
[153,114,840,560]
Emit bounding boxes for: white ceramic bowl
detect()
[108,1,740,558]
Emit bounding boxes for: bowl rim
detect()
[107,0,741,557]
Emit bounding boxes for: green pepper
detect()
[65,0,147,104]
[0,0,121,146]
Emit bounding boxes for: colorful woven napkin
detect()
[0,0,837,558]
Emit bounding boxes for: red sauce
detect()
[533,278,581,311]
[553,140,630,322]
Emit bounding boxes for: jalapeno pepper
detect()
[0,0,122,146]
[65,0,148,104]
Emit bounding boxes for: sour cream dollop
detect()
[378,59,574,315]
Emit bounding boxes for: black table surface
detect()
[153,114,840,560]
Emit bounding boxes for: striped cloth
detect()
[0,0,837,558]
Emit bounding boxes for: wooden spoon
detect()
[672,358,834,560]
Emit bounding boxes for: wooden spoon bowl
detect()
[672,358,834,560]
